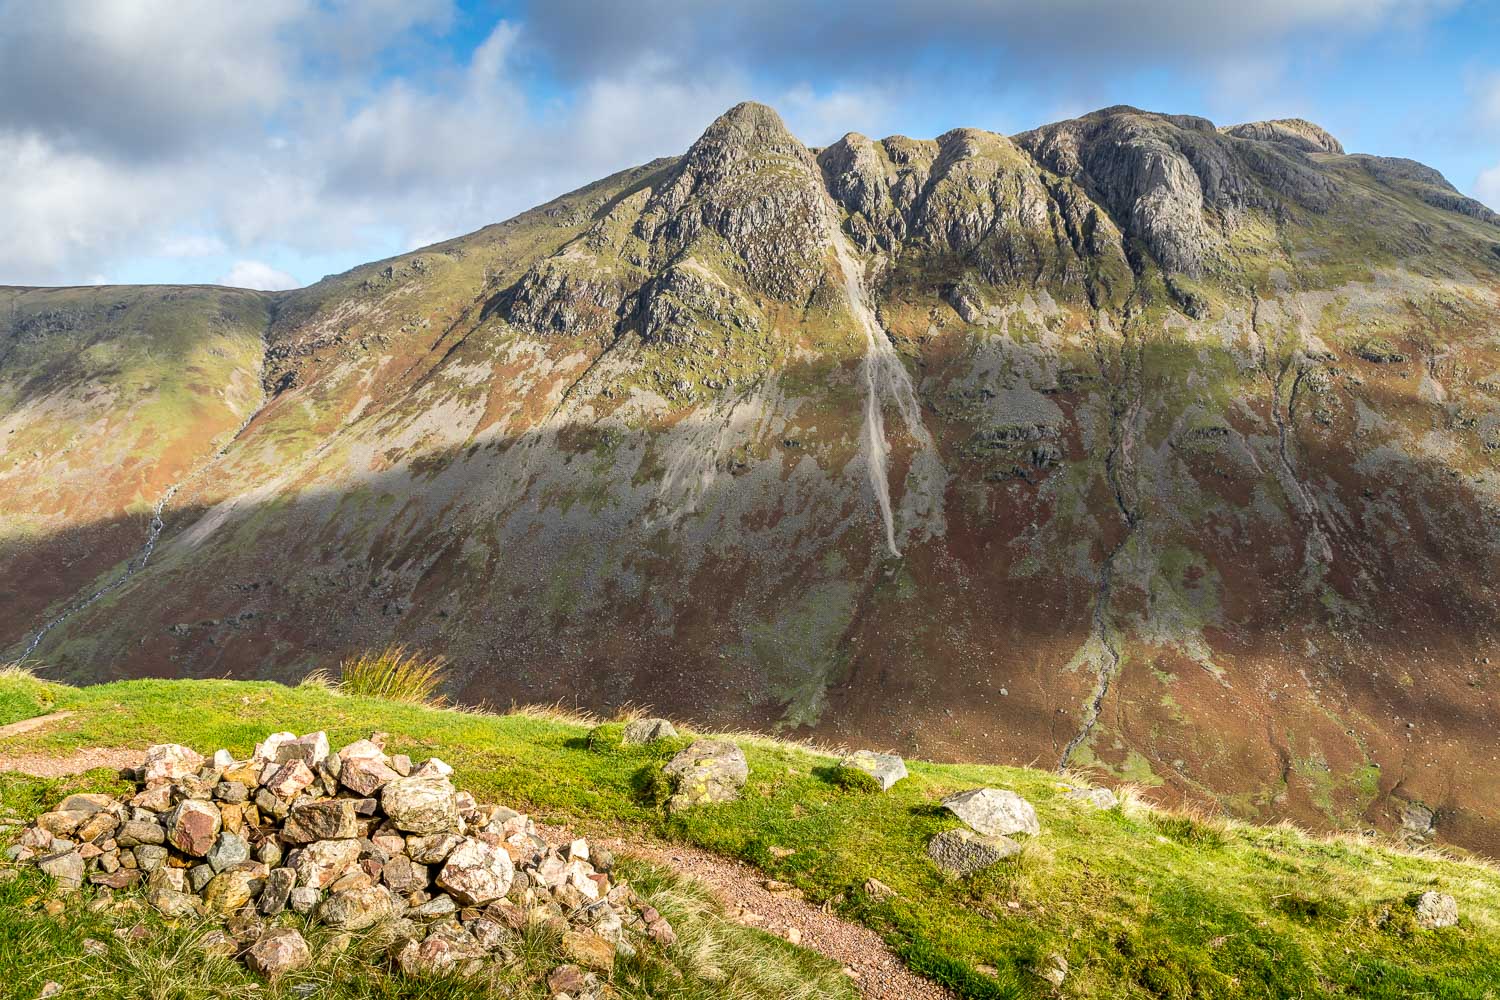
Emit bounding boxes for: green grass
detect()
[0,664,62,727]
[3,675,1498,999]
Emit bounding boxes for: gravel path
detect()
[541,823,954,1000]
[0,711,74,738]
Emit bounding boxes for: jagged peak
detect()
[687,101,806,162]
[1222,118,1344,155]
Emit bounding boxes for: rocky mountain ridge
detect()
[4,102,1500,851]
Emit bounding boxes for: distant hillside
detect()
[4,102,1500,852]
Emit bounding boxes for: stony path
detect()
[0,711,74,738]
[541,824,954,1000]
[0,746,139,778]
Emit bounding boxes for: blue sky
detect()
[1,0,1497,289]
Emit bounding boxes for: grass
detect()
[0,664,61,727]
[333,647,448,704]
[2,674,1499,999]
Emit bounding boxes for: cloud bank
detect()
[0,0,1486,287]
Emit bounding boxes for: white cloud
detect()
[220,260,300,291]
[1478,164,1500,212]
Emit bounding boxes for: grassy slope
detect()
[2,673,1497,999]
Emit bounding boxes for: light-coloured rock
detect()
[56,793,115,817]
[621,718,679,745]
[142,744,205,785]
[147,886,202,919]
[382,775,460,834]
[289,886,320,915]
[291,838,362,889]
[259,867,296,916]
[942,788,1040,837]
[839,750,908,790]
[407,832,463,863]
[246,928,310,978]
[561,930,615,972]
[203,862,268,914]
[1413,891,1458,929]
[37,850,84,889]
[263,760,315,800]
[1064,786,1118,809]
[927,829,1021,875]
[117,819,165,847]
[437,838,515,905]
[662,740,748,811]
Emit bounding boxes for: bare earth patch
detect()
[0,711,75,738]
[541,824,954,1000]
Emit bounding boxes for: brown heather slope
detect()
[4,103,1500,852]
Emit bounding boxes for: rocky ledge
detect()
[5,732,675,995]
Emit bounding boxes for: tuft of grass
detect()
[336,647,447,705]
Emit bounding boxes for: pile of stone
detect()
[6,732,676,993]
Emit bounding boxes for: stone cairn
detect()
[6,732,676,991]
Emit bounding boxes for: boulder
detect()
[839,750,908,791]
[142,744,205,785]
[942,788,1040,838]
[561,930,616,972]
[339,748,399,797]
[56,793,115,817]
[246,928,311,978]
[282,800,358,843]
[317,884,395,930]
[382,775,460,834]
[622,718,679,745]
[927,829,1021,875]
[437,838,515,905]
[165,799,222,857]
[1413,891,1458,929]
[263,760,315,800]
[117,820,166,847]
[147,886,203,919]
[203,862,268,914]
[662,740,748,811]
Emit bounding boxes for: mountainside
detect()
[5,103,1500,851]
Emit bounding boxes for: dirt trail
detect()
[0,746,138,778]
[541,824,953,1000]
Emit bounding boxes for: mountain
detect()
[5,102,1500,852]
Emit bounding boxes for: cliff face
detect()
[6,103,1500,850]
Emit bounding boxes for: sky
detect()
[1,0,1498,290]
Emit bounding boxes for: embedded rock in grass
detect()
[562,930,616,972]
[1064,786,1118,809]
[622,718,679,745]
[1413,891,1458,929]
[839,750,909,790]
[661,739,748,811]
[34,811,83,838]
[1400,801,1435,838]
[382,775,460,834]
[292,838,362,888]
[246,928,311,978]
[165,800,222,857]
[283,800,358,843]
[142,743,205,785]
[437,838,515,905]
[37,850,84,889]
[147,886,203,918]
[942,788,1040,837]
[927,829,1021,875]
[317,883,396,930]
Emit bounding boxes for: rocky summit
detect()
[4,101,1500,852]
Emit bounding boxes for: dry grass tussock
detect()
[335,646,448,705]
